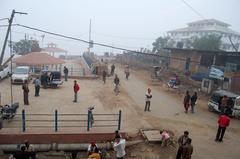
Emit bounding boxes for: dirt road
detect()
[1,61,240,158]
[114,65,240,159]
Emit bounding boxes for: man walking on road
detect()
[114,74,120,95]
[144,88,152,112]
[124,65,130,80]
[176,131,189,159]
[73,80,80,102]
[190,92,198,113]
[34,77,41,97]
[215,113,230,142]
[102,70,107,84]
[111,64,115,76]
[183,91,191,113]
[63,66,69,81]
[22,81,29,105]
[182,138,193,159]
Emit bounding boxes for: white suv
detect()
[12,66,31,84]
[0,65,10,80]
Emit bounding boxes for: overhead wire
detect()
[13,24,200,64]
[92,31,155,41]
[181,0,205,19]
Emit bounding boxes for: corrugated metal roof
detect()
[13,52,65,66]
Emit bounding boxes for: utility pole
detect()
[41,34,45,48]
[0,10,27,66]
[9,26,13,105]
[88,19,92,53]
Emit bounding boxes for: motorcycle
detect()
[0,102,19,120]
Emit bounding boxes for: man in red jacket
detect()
[215,113,230,142]
[73,80,80,102]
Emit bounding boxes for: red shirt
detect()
[218,115,230,127]
[74,83,80,93]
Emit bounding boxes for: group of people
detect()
[21,76,41,105]
[87,130,126,159]
[176,131,193,159]
[10,140,35,159]
[183,91,198,113]
[21,66,79,105]
[101,64,130,96]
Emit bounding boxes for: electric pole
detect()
[0,9,27,66]
[88,19,92,53]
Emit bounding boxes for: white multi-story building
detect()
[168,19,240,51]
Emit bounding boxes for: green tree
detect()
[12,39,41,55]
[192,34,222,51]
[152,36,174,53]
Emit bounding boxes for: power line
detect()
[181,0,205,19]
[93,31,155,41]
[12,24,200,63]
[0,18,9,21]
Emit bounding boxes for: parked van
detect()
[0,64,10,80]
[12,66,31,84]
[208,90,240,118]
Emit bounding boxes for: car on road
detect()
[0,65,10,80]
[208,90,240,118]
[40,70,63,88]
[12,66,31,84]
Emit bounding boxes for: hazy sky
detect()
[0,0,240,56]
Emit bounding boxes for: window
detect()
[236,98,240,107]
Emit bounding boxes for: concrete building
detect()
[165,48,240,93]
[168,19,240,51]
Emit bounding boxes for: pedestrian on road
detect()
[114,74,120,95]
[215,113,230,142]
[34,77,41,97]
[190,92,198,113]
[111,64,115,76]
[226,98,234,116]
[182,138,193,159]
[183,91,191,113]
[63,66,69,81]
[124,65,130,80]
[102,70,107,84]
[113,135,126,159]
[73,80,80,102]
[176,131,189,159]
[220,95,228,114]
[22,81,29,105]
[144,88,152,111]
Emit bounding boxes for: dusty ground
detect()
[114,65,240,159]
[0,61,240,159]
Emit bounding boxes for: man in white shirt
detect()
[113,135,126,159]
[144,88,152,111]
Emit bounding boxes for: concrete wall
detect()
[169,51,201,73]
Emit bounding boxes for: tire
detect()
[208,106,214,112]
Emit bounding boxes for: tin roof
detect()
[13,52,65,66]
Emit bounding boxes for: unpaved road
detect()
[1,60,240,158]
[113,65,240,159]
